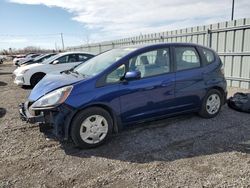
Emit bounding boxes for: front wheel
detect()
[70,107,113,149]
[199,89,222,118]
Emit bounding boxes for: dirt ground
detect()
[1,63,250,188]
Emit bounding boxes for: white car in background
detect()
[13,55,26,65]
[13,52,94,87]
[15,53,40,66]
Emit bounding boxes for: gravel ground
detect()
[1,64,250,188]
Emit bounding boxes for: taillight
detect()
[219,58,225,75]
[220,67,225,75]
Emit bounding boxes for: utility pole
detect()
[60,33,65,51]
[55,42,58,51]
[231,0,235,20]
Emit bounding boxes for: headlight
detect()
[30,85,73,109]
[20,69,29,74]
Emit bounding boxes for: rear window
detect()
[201,48,215,64]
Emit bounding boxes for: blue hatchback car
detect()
[20,43,227,148]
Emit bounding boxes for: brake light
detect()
[220,67,225,75]
[219,58,225,75]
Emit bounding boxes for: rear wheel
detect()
[199,89,222,118]
[70,107,113,149]
[30,73,45,87]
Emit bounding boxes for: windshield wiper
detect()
[69,69,86,77]
[60,66,76,73]
[60,68,85,77]
[70,69,79,75]
[60,69,71,74]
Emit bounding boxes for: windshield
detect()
[34,54,46,61]
[25,54,33,58]
[42,53,62,64]
[34,53,54,62]
[74,48,136,77]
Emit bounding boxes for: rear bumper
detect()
[19,102,76,140]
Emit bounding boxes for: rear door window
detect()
[68,54,78,63]
[175,47,201,71]
[78,54,90,62]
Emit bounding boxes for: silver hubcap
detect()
[80,115,108,144]
[206,94,221,115]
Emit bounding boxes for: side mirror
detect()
[52,60,59,65]
[124,70,141,81]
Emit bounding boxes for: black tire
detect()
[70,107,113,149]
[199,89,222,118]
[30,73,45,87]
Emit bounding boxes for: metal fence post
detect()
[206,29,212,48]
[160,35,164,42]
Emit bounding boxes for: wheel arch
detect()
[30,72,46,85]
[31,72,46,79]
[66,103,122,140]
[209,86,227,104]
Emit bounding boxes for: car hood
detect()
[28,72,83,101]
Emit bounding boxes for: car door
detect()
[174,46,206,111]
[117,47,176,123]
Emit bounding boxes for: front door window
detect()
[128,48,170,78]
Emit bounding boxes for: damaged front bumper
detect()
[19,102,45,123]
[19,102,76,140]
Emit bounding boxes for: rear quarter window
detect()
[201,48,215,64]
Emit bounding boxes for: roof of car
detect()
[115,42,217,55]
[59,51,95,56]
[120,42,207,49]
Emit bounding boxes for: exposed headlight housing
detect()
[30,85,73,109]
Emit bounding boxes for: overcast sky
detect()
[0,0,250,50]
